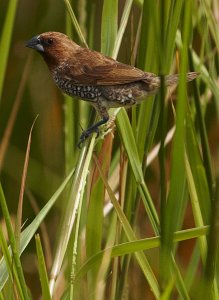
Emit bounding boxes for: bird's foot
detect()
[77,126,99,148]
[77,116,109,148]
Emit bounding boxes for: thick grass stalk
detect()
[69,182,84,299]
[161,0,193,289]
[49,138,96,296]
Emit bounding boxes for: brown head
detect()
[26,32,80,71]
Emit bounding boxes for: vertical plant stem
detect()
[188,48,215,201]
[70,183,84,299]
[0,0,18,102]
[0,185,29,299]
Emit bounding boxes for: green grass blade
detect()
[185,153,219,297]
[101,0,118,55]
[93,155,160,299]
[0,170,74,291]
[75,226,208,282]
[188,48,215,200]
[186,111,211,223]
[161,0,193,286]
[112,0,133,59]
[184,242,201,291]
[201,0,219,51]
[203,186,219,297]
[63,0,88,48]
[138,0,158,71]
[0,0,18,102]
[116,109,160,232]
[185,153,207,258]
[35,234,51,300]
[49,137,96,296]
[70,180,86,299]
[116,109,143,183]
[64,13,77,174]
[0,185,29,299]
[0,225,23,299]
[165,0,184,68]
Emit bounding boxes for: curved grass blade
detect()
[116,108,160,233]
[93,154,160,299]
[63,0,88,48]
[0,185,29,299]
[75,226,208,282]
[0,170,74,291]
[49,137,96,296]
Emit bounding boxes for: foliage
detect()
[0,0,218,299]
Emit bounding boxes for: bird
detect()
[26,31,198,146]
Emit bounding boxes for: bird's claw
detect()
[77,127,99,148]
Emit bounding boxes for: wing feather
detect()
[63,48,155,85]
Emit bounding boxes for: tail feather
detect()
[165,71,199,86]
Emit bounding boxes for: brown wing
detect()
[64,48,155,85]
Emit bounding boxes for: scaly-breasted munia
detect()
[26,32,198,145]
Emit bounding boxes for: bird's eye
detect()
[47,38,53,45]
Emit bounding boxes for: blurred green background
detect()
[0,0,219,299]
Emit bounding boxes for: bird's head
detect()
[26,32,80,70]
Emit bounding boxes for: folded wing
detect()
[64,48,156,85]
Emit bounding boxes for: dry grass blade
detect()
[15,115,38,249]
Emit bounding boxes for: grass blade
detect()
[0,0,18,102]
[0,170,74,291]
[0,185,29,299]
[35,234,51,300]
[93,154,160,299]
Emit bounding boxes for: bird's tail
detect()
[165,71,199,86]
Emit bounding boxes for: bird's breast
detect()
[53,73,101,102]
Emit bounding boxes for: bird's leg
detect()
[78,103,109,147]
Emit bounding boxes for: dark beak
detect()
[26,35,44,53]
